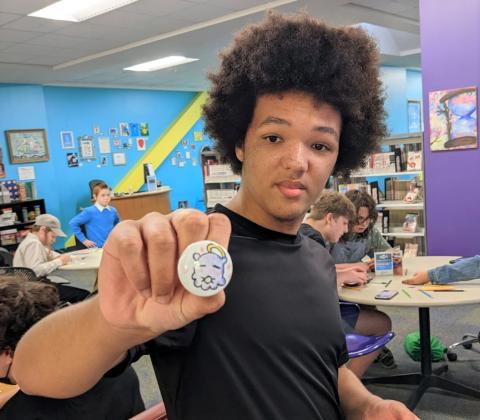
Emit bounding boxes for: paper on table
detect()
[421,285,458,291]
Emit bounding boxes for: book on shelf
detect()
[369,181,380,204]
[382,210,390,234]
[406,151,422,171]
[338,183,371,195]
[402,213,418,233]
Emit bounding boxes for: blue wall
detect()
[0,85,212,246]
[0,67,421,247]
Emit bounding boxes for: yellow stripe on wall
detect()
[115,91,207,193]
[64,91,207,248]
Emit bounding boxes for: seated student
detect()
[0,278,144,418]
[331,189,391,264]
[403,256,480,285]
[301,191,393,377]
[70,182,120,248]
[13,214,89,304]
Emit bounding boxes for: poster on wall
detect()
[112,152,126,165]
[18,166,35,180]
[429,86,478,151]
[79,136,96,160]
[119,122,130,136]
[66,153,79,167]
[60,131,75,149]
[136,137,146,151]
[5,129,49,163]
[109,128,117,136]
[129,123,139,137]
[98,137,111,154]
[140,122,149,136]
[407,100,422,133]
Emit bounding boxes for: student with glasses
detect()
[331,189,391,265]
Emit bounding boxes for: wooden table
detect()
[338,256,480,410]
[53,248,103,291]
[111,188,171,220]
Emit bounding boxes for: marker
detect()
[420,290,433,299]
[402,289,412,298]
[385,279,392,288]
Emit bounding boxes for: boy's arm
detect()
[23,242,63,277]
[69,210,91,243]
[338,366,418,419]
[13,210,231,398]
[429,256,480,284]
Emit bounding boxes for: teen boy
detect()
[14,13,417,420]
[301,191,394,377]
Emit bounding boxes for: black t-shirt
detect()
[0,366,144,420]
[299,223,327,247]
[143,205,348,420]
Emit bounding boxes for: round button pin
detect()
[177,240,233,297]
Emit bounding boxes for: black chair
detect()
[446,333,480,361]
[89,179,106,198]
[0,248,13,267]
[0,266,38,282]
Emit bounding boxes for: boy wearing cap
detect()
[13,214,89,303]
[14,13,416,420]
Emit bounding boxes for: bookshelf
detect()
[333,132,426,255]
[0,198,46,251]
[200,146,240,210]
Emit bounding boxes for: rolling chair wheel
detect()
[462,335,473,349]
[447,352,457,362]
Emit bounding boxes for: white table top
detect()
[338,256,480,308]
[57,248,103,271]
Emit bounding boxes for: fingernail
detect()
[140,288,152,298]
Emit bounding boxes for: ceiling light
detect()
[124,56,199,72]
[29,0,141,22]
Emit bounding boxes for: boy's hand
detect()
[98,209,231,339]
[402,271,429,285]
[361,399,419,420]
[83,239,97,248]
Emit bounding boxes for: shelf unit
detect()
[0,198,46,251]
[200,147,240,210]
[333,132,426,254]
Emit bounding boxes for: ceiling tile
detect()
[0,28,41,42]
[28,33,86,48]
[171,2,235,23]
[0,12,21,26]
[0,0,53,14]
[3,16,72,32]
[122,0,193,17]
[87,10,160,28]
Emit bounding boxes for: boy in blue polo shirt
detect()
[69,183,120,248]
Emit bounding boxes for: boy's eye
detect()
[265,135,280,143]
[312,143,328,151]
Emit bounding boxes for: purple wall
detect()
[421,0,480,256]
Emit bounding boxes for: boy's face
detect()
[351,206,371,233]
[235,92,340,233]
[95,188,111,207]
[38,227,57,247]
[325,214,349,243]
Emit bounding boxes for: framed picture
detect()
[112,152,126,166]
[5,129,49,164]
[78,136,96,160]
[60,131,75,149]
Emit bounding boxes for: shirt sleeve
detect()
[69,209,91,243]
[22,241,62,277]
[429,255,480,284]
[113,208,120,226]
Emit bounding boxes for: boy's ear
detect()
[325,213,335,224]
[235,144,244,162]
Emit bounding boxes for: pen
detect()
[385,279,392,288]
[404,269,408,276]
[402,289,411,298]
[433,290,465,292]
[420,290,433,299]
